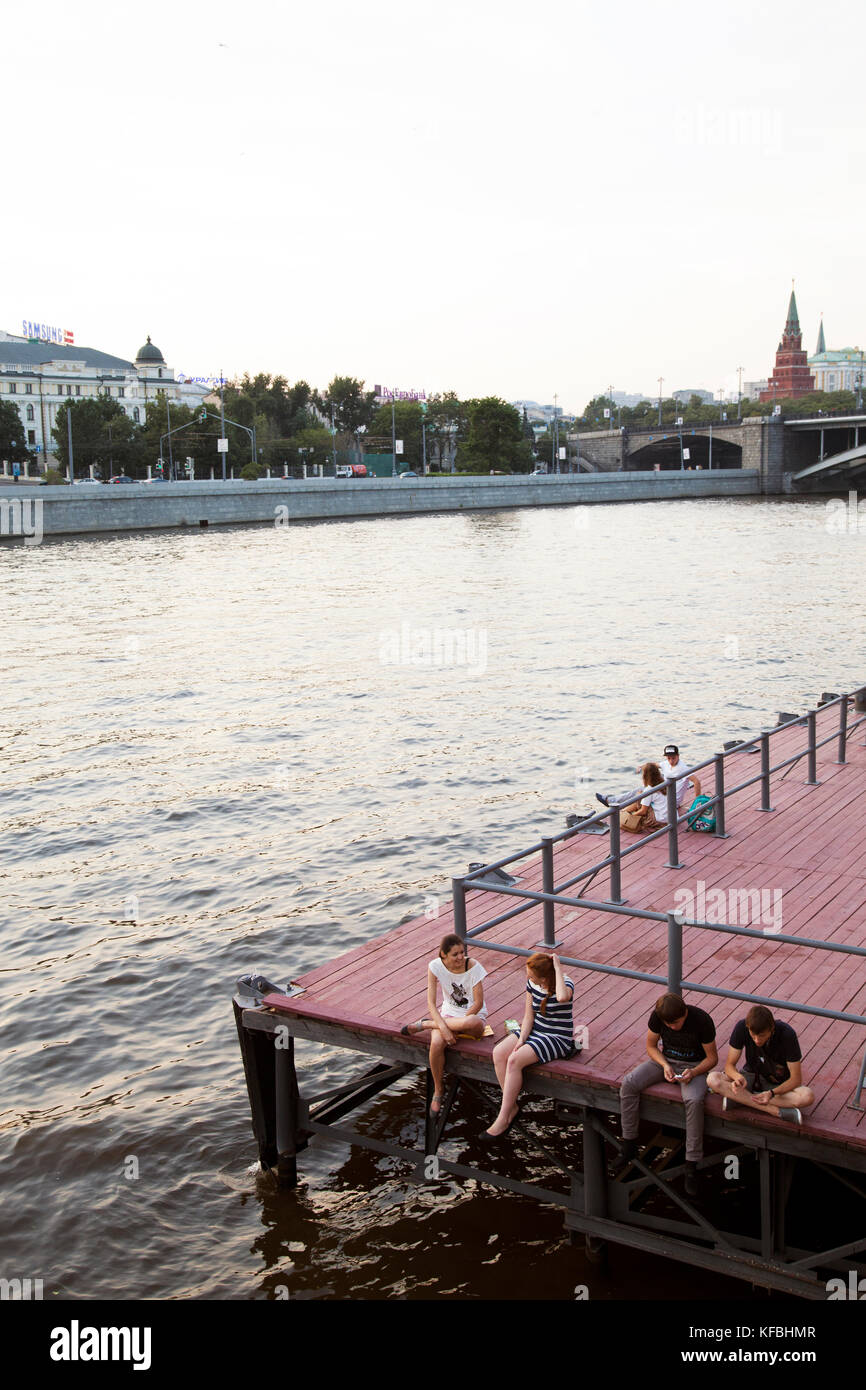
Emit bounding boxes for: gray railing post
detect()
[667,911,683,996]
[541,837,558,947]
[664,780,681,868]
[607,807,625,904]
[759,731,774,811]
[713,753,727,837]
[836,694,849,764]
[452,877,467,942]
[806,710,819,784]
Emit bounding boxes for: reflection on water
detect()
[0,495,859,1298]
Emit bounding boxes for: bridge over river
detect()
[569,412,866,493]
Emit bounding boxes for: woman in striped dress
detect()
[483,952,576,1138]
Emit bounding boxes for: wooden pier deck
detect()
[262,706,866,1166]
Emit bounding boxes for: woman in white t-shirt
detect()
[401,933,488,1115]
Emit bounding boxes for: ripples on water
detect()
[1,496,862,1299]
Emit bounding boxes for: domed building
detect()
[0,325,213,470]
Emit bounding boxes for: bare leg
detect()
[429,1031,446,1110]
[450,1015,487,1039]
[493,1034,518,1089]
[486,1044,538,1135]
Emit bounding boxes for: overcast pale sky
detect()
[7,0,864,410]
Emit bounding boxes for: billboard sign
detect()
[23,319,74,346]
[374,385,427,402]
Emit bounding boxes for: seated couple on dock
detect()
[402,937,577,1137]
[614,994,814,1197]
[598,745,702,834]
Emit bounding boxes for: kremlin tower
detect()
[760,288,815,401]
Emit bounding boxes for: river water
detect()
[1,494,862,1300]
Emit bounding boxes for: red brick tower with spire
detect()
[760,287,815,401]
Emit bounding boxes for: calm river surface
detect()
[1,494,862,1300]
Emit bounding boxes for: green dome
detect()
[135,335,165,364]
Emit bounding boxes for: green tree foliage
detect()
[136,398,207,476]
[319,376,377,435]
[739,388,857,418]
[422,391,469,472]
[0,399,32,463]
[52,397,137,477]
[288,425,336,472]
[456,397,533,473]
[218,374,319,470]
[368,400,425,470]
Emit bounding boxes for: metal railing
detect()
[451,689,866,1107]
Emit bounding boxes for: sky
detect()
[6,0,865,411]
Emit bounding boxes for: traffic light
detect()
[200,411,207,422]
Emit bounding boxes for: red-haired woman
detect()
[401,934,488,1115]
[484,952,575,1138]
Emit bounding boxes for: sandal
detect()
[400,1020,426,1036]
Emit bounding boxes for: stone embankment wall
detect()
[0,470,760,538]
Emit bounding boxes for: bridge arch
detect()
[627,433,743,471]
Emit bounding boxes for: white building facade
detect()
[0,329,210,470]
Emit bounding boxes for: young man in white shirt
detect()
[660,744,701,810]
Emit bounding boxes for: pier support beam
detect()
[275,1036,302,1187]
[582,1112,609,1263]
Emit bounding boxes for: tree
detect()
[368,400,425,470]
[423,391,468,471]
[456,398,533,473]
[135,398,206,476]
[52,397,137,477]
[288,425,336,472]
[0,399,32,463]
[320,376,377,435]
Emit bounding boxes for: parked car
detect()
[399,470,419,479]
[73,478,102,485]
[529,468,547,476]
[108,475,135,484]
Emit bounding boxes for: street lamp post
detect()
[657,377,664,427]
[737,366,744,420]
[220,371,227,481]
[391,397,396,477]
[67,405,74,484]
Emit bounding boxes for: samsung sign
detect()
[23,319,74,346]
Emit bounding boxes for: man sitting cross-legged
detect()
[708,1005,814,1125]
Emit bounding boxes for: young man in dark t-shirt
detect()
[708,1006,814,1124]
[614,993,718,1196]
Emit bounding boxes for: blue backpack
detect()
[687,795,716,833]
